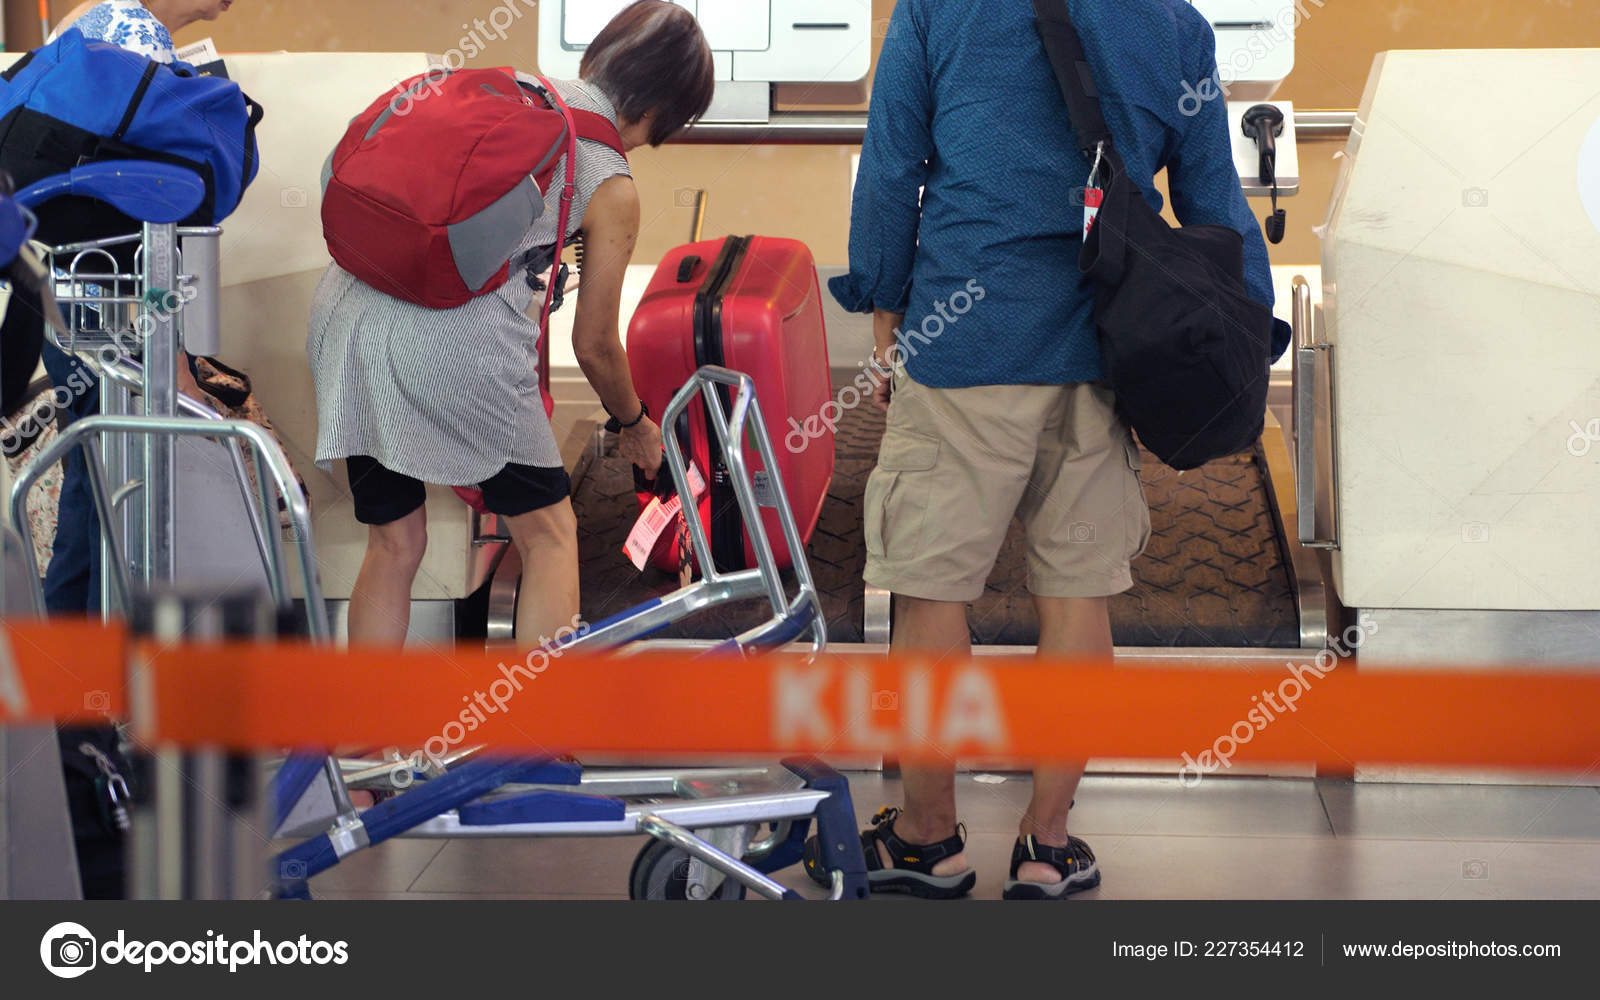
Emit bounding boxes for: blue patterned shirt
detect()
[56,1,176,62]
[832,0,1278,388]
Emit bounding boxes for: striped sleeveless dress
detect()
[306,77,631,485]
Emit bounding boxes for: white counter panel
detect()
[1322,49,1600,610]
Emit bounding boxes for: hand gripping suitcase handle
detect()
[533,76,579,401]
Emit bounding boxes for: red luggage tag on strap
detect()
[624,463,706,571]
[1082,140,1106,240]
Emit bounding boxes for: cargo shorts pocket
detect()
[864,427,941,564]
[1123,435,1153,559]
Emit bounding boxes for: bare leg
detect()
[347,507,427,646]
[888,595,971,876]
[1016,594,1108,883]
[504,499,580,644]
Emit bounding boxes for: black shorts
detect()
[345,456,571,525]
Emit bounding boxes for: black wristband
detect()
[605,399,648,433]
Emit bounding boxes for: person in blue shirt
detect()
[824,0,1277,900]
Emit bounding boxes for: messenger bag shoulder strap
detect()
[1030,0,1114,156]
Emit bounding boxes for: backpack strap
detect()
[570,107,625,158]
[533,76,581,404]
[1,50,36,82]
[524,79,628,403]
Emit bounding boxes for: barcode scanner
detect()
[1242,104,1288,245]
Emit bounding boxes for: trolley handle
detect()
[14,160,205,222]
[660,366,827,655]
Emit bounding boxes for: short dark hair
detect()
[580,1,715,147]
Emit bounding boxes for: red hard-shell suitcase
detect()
[627,234,834,573]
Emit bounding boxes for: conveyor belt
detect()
[574,404,1300,648]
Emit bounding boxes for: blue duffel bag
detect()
[0,28,262,246]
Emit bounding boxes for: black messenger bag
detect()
[1032,0,1275,470]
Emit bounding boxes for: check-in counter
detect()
[1312,48,1600,670]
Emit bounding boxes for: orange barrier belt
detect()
[0,619,128,723]
[118,640,1600,771]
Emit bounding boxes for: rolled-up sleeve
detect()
[828,0,933,315]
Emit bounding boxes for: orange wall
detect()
[9,0,1598,265]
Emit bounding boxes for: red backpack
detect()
[321,68,622,312]
[323,70,626,516]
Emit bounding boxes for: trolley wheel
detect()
[628,839,747,900]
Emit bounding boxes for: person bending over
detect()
[308,1,714,647]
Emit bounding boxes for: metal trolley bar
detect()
[406,789,832,839]
[550,364,826,656]
[267,367,860,901]
[99,358,289,607]
[657,366,827,655]
[8,414,329,639]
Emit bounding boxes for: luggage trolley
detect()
[270,366,869,902]
[5,160,326,632]
[4,161,864,900]
[5,161,331,900]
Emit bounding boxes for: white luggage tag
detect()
[624,463,707,571]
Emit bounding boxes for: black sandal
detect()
[804,807,976,899]
[1001,834,1100,900]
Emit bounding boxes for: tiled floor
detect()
[304,773,1600,900]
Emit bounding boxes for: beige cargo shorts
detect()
[863,369,1151,603]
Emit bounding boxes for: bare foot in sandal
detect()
[805,807,975,898]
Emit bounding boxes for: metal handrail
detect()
[1292,277,1338,550]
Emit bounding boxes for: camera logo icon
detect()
[1461,522,1491,543]
[281,187,309,208]
[871,689,898,711]
[1068,521,1097,543]
[674,187,699,208]
[84,690,111,713]
[1462,859,1490,880]
[1461,187,1489,208]
[40,922,97,979]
